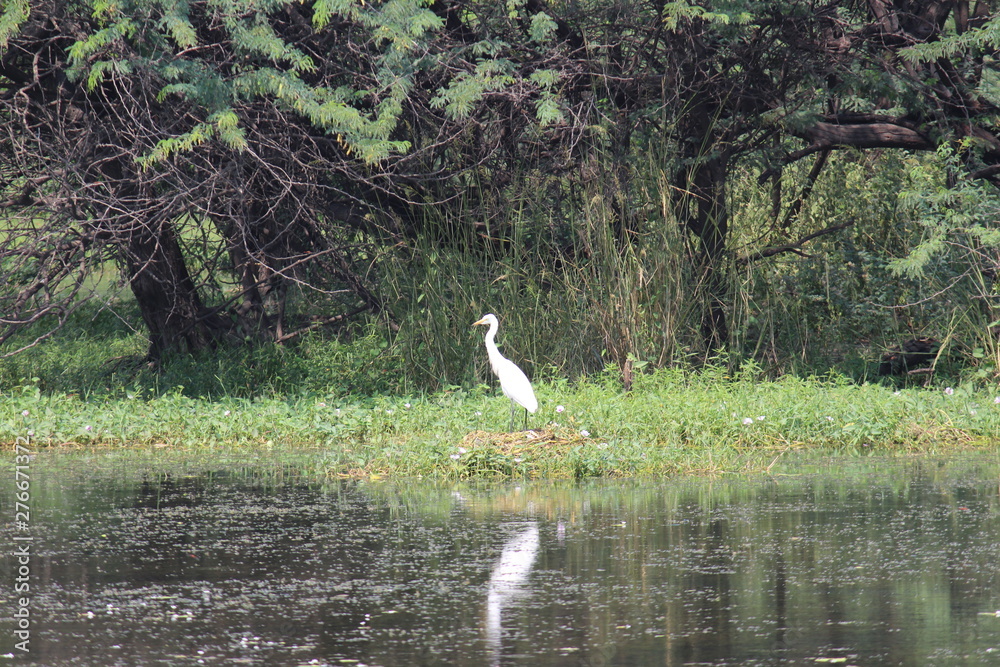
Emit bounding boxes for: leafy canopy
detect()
[63,0,455,164]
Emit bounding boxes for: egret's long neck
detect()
[484,320,498,347]
[484,321,504,367]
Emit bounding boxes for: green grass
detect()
[0,300,410,398]
[2,295,998,480]
[3,368,998,479]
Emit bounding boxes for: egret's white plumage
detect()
[473,313,537,429]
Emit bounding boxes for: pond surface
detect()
[2,451,1000,665]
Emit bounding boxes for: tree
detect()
[2,0,998,370]
[567,0,1000,351]
[0,0,573,359]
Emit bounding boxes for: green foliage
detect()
[529,69,565,125]
[893,144,1000,278]
[7,0,1000,406]
[3,140,991,398]
[881,144,1000,377]
[720,144,997,380]
[430,59,516,119]
[138,112,249,166]
[0,300,407,399]
[0,0,29,49]
[900,14,1000,64]
[2,367,997,478]
[529,12,558,42]
[662,1,752,31]
[65,0,440,164]
[380,168,701,390]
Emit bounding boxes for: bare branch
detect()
[738,221,855,264]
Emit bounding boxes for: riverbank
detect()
[3,369,998,478]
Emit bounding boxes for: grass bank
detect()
[4,368,998,479]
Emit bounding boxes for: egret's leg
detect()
[509,401,516,432]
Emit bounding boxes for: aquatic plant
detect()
[2,368,998,479]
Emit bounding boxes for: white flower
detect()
[475,411,482,416]
[825,416,833,422]
[944,387,954,395]
[513,457,523,463]
[458,447,467,454]
[85,425,92,432]
[21,410,29,417]
[223,410,231,417]
[450,453,460,460]
[757,415,765,421]
[404,403,411,409]
[555,405,565,413]
[742,417,754,425]
[318,402,326,407]
[994,396,1000,404]
[893,391,901,396]
[26,430,34,437]
[580,429,590,437]
[386,409,394,415]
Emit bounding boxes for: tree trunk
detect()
[676,153,730,352]
[124,220,227,360]
[226,237,273,341]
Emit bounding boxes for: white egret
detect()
[472,314,538,430]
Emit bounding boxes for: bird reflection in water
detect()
[485,522,540,665]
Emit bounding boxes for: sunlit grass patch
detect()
[2,356,999,479]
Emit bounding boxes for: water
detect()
[2,452,1000,665]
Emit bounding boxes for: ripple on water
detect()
[2,454,999,665]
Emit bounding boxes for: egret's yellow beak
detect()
[472,317,489,326]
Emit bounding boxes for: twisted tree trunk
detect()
[124,220,228,360]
